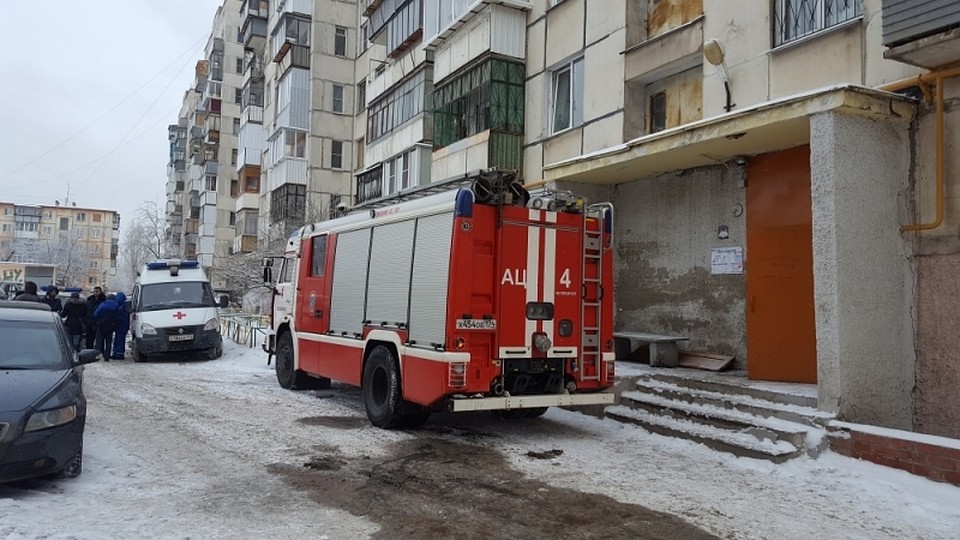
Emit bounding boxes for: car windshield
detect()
[140,282,217,311]
[0,320,70,370]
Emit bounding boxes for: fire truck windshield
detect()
[140,282,217,311]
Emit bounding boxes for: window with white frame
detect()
[284,130,307,158]
[774,0,862,47]
[551,57,584,134]
[333,84,344,113]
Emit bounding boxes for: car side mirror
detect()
[123,299,133,314]
[76,349,103,365]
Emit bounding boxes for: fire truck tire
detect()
[524,407,549,418]
[276,332,317,390]
[362,345,405,429]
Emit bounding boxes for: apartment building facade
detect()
[0,202,120,289]
[516,0,960,439]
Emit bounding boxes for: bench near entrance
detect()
[613,332,690,368]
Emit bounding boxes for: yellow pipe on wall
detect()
[880,67,960,232]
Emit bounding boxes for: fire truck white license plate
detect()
[168,334,194,341]
[455,319,497,330]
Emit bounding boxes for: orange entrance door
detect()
[745,146,817,383]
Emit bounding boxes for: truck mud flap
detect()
[446,392,614,412]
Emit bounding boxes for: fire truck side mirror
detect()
[262,266,273,285]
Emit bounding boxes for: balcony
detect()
[241,0,269,19]
[274,41,310,72]
[883,0,960,68]
[242,16,268,50]
[238,146,262,167]
[242,104,264,125]
[201,191,218,207]
[244,56,265,82]
[233,234,259,254]
[185,219,200,234]
[265,157,307,193]
[275,0,312,17]
[204,160,219,176]
[356,165,384,204]
[235,191,259,212]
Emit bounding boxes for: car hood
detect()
[0,369,71,412]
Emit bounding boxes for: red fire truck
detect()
[262,171,615,428]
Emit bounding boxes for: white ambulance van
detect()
[128,259,226,361]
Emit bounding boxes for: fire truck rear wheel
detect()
[525,407,549,418]
[362,345,405,429]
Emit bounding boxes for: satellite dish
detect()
[704,39,725,66]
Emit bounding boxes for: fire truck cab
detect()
[263,172,615,428]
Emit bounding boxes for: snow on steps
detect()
[605,373,832,463]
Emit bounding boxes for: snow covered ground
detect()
[1,339,959,539]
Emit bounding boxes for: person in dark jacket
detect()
[13,281,40,302]
[61,291,88,351]
[93,293,120,360]
[40,286,63,314]
[111,292,130,360]
[84,286,106,349]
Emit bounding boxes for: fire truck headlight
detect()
[142,323,158,336]
[203,318,220,332]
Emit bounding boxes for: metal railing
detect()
[220,312,271,349]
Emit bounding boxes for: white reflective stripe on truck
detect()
[446,392,615,412]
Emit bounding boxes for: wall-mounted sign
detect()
[711,246,743,275]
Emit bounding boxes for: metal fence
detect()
[220,312,271,349]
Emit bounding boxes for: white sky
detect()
[0,0,224,227]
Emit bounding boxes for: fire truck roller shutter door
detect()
[408,212,454,348]
[330,229,372,336]
[366,220,415,328]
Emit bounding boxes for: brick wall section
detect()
[828,424,960,486]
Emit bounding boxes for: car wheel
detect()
[362,345,405,429]
[207,345,223,360]
[57,446,83,479]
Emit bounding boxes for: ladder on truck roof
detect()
[351,168,519,211]
[580,203,612,382]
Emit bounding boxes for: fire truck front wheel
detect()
[275,332,329,390]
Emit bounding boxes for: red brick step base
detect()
[828,421,960,486]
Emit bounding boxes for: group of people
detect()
[13,281,130,360]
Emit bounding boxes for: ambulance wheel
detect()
[362,345,405,429]
[206,345,223,360]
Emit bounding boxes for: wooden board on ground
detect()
[678,351,735,372]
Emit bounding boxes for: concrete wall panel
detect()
[545,0,585,66]
[608,166,747,364]
[769,25,863,100]
[582,113,624,155]
[583,28,626,120]
[915,254,960,438]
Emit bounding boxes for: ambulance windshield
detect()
[140,281,218,311]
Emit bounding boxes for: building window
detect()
[92,228,102,239]
[332,84,345,113]
[205,176,217,191]
[92,213,101,223]
[649,91,666,133]
[235,88,243,105]
[43,226,52,235]
[434,58,524,149]
[366,67,433,142]
[270,183,306,222]
[76,212,87,222]
[229,211,236,226]
[90,244,100,254]
[774,0,862,47]
[231,148,238,166]
[356,81,366,113]
[236,57,244,74]
[331,140,344,169]
[233,117,241,133]
[284,130,307,158]
[43,211,52,219]
[334,26,347,57]
[359,22,370,55]
[551,57,584,134]
[59,217,69,230]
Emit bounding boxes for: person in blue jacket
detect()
[93,293,120,360]
[40,285,63,314]
[111,292,130,360]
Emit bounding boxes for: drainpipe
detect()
[879,66,960,232]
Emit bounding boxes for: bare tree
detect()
[116,200,168,290]
[11,228,95,287]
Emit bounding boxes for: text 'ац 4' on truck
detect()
[262,170,616,428]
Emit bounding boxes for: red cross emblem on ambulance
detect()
[173,311,187,320]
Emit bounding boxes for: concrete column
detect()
[810,111,915,430]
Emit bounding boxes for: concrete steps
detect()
[606,371,832,462]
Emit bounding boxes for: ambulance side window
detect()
[311,236,327,277]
